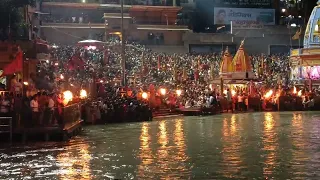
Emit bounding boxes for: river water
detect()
[1,112,320,179]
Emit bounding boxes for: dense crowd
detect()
[0,39,296,127]
[36,40,294,112]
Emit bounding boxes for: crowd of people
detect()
[0,38,315,127]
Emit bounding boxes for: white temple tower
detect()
[304,0,320,48]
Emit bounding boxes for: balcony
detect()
[42,0,173,6]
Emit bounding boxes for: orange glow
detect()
[297,90,302,96]
[293,86,297,94]
[142,92,148,99]
[63,90,73,105]
[80,89,87,99]
[23,82,29,85]
[176,89,182,97]
[160,88,166,95]
[264,90,273,99]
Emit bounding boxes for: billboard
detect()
[213,0,273,8]
[214,7,275,29]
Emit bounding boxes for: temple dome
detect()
[232,40,252,72]
[304,2,320,48]
[220,47,233,74]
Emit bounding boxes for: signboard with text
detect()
[214,7,275,29]
[213,0,273,8]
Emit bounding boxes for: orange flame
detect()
[293,86,297,94]
[264,90,273,99]
[80,89,87,99]
[297,90,302,97]
[63,90,73,105]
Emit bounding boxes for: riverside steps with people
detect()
[2,8,320,142]
[1,36,320,143]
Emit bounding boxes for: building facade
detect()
[36,0,315,54]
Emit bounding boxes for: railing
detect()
[61,103,82,129]
[0,117,13,143]
[42,0,164,5]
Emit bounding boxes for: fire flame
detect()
[160,88,166,95]
[63,90,73,105]
[297,90,302,97]
[293,86,297,94]
[264,90,273,99]
[142,92,148,99]
[80,89,87,99]
[176,89,182,97]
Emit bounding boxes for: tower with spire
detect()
[220,46,233,75]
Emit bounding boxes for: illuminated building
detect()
[290,0,320,85]
[36,0,189,45]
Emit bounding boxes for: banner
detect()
[214,7,275,29]
[213,0,272,8]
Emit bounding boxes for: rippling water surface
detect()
[2,112,320,179]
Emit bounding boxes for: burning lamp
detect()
[100,80,104,83]
[142,92,148,99]
[293,86,297,94]
[160,88,166,96]
[80,89,87,99]
[63,90,73,106]
[23,82,29,86]
[297,90,302,97]
[60,74,64,79]
[264,90,273,99]
[176,89,182,97]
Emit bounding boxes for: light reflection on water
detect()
[1,112,320,179]
[262,112,277,178]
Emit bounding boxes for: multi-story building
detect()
[35,0,318,54]
[36,0,189,47]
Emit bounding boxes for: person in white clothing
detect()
[30,95,39,126]
[15,79,23,95]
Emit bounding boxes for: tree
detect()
[0,0,35,40]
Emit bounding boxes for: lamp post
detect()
[121,0,126,86]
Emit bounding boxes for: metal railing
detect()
[0,117,13,143]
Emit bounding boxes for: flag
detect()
[194,69,199,81]
[68,55,84,70]
[157,55,161,70]
[103,49,109,65]
[1,49,23,77]
[182,67,187,81]
[292,27,302,40]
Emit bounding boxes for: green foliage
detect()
[0,0,35,39]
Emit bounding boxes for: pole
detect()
[8,13,11,40]
[121,0,126,86]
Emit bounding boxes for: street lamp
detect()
[121,0,126,86]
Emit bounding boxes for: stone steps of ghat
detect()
[153,108,181,117]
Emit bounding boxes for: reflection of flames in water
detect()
[173,119,189,170]
[262,112,277,177]
[138,122,153,177]
[221,115,242,178]
[291,113,308,172]
[157,120,169,172]
[138,119,190,179]
[56,139,91,180]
